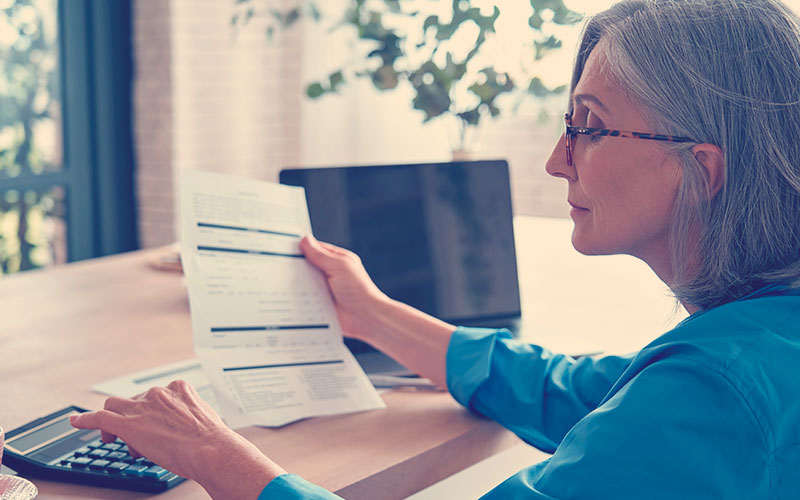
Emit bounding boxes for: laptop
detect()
[280,160,521,374]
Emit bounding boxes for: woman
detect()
[72,0,800,498]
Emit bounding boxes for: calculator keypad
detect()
[59,438,172,481]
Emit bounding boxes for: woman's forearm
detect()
[359,298,457,388]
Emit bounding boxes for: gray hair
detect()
[572,0,800,311]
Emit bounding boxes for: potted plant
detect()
[232,0,582,152]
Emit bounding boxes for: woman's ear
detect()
[692,143,725,199]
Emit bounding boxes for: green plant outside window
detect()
[0,0,66,275]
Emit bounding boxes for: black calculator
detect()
[2,406,185,493]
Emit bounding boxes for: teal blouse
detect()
[260,284,800,499]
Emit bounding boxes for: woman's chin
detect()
[571,228,612,256]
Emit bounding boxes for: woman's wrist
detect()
[192,430,286,499]
[353,296,406,344]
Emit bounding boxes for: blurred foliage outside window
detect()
[233,0,583,149]
[0,0,66,276]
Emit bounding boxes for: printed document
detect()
[179,169,385,428]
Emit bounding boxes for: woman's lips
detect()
[568,200,589,210]
[568,200,589,217]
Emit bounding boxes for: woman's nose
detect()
[545,133,577,182]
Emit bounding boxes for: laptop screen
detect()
[280,160,521,327]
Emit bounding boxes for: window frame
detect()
[1,0,139,267]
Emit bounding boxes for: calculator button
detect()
[122,464,149,477]
[101,443,122,451]
[107,462,129,473]
[122,456,137,464]
[88,449,109,459]
[106,451,127,461]
[86,439,104,449]
[89,459,111,470]
[135,457,155,467]
[142,466,169,480]
[118,444,129,453]
[69,457,93,468]
[73,446,92,456]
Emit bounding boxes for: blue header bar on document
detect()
[197,222,300,238]
[223,360,344,372]
[197,245,305,258]
[211,325,330,332]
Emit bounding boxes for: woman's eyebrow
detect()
[573,93,609,113]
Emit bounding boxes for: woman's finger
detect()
[318,241,351,256]
[103,396,136,414]
[167,379,197,398]
[127,443,143,459]
[101,430,119,444]
[300,236,340,271]
[70,409,127,436]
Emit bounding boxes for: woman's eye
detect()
[586,111,604,142]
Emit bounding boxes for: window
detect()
[0,0,137,275]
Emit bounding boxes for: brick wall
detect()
[132,0,174,248]
[171,0,304,179]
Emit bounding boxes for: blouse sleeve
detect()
[258,474,343,500]
[446,327,633,452]
[480,357,769,499]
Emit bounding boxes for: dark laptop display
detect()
[279,160,521,344]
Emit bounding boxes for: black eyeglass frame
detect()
[564,112,697,166]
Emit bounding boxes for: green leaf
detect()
[306,82,325,98]
[468,68,514,101]
[457,107,481,126]
[527,77,548,97]
[423,15,439,33]
[383,0,402,13]
[527,77,565,98]
[309,2,322,22]
[534,35,562,60]
[529,0,582,28]
[552,8,582,25]
[283,7,301,28]
[361,12,390,41]
[412,82,451,121]
[528,12,543,30]
[367,33,403,65]
[269,8,283,21]
[329,71,345,90]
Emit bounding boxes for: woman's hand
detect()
[300,236,394,343]
[301,236,456,387]
[70,380,285,500]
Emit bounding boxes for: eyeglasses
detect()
[564,112,696,166]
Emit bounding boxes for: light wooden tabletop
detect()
[0,247,520,500]
[0,216,684,499]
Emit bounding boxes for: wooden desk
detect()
[0,248,521,499]
[0,216,684,499]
